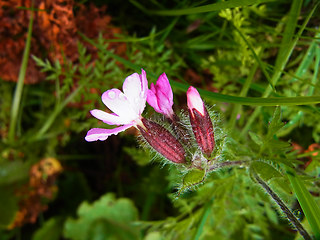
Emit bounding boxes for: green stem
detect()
[208,160,248,171]
[253,172,312,240]
[9,5,34,142]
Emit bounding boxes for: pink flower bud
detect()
[187,86,215,157]
[147,73,175,119]
[187,86,205,116]
[138,118,186,164]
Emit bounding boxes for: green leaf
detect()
[32,217,64,240]
[248,132,263,146]
[267,139,291,152]
[193,198,214,240]
[180,169,206,194]
[250,162,282,182]
[286,169,320,238]
[265,203,279,225]
[0,160,30,186]
[267,107,284,139]
[144,232,162,240]
[0,187,18,229]
[63,193,140,240]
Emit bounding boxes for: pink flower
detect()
[147,73,174,119]
[85,69,148,142]
[187,86,215,157]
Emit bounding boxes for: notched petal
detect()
[90,109,129,125]
[85,125,133,142]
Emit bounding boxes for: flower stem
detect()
[208,160,247,171]
[253,172,312,240]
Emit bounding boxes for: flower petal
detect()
[187,86,205,116]
[101,89,138,121]
[157,73,173,103]
[123,69,148,115]
[140,69,148,100]
[147,73,174,118]
[156,90,173,116]
[85,124,133,142]
[147,84,161,113]
[90,109,130,125]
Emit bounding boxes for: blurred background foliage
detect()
[0,0,320,239]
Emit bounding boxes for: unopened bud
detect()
[138,118,186,164]
[187,86,215,157]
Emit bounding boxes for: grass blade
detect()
[286,169,320,239]
[79,32,320,106]
[131,0,275,16]
[240,0,316,137]
[9,6,34,142]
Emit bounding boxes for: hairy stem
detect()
[253,172,312,240]
[208,160,248,171]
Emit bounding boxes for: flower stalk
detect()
[253,172,312,240]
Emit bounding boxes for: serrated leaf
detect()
[63,193,140,240]
[267,107,284,140]
[248,131,263,146]
[54,59,61,70]
[267,139,291,152]
[32,55,47,68]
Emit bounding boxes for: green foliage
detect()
[146,169,289,240]
[63,193,140,240]
[0,188,18,228]
[248,107,291,158]
[286,170,320,238]
[32,217,64,240]
[123,146,151,166]
[0,159,30,186]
